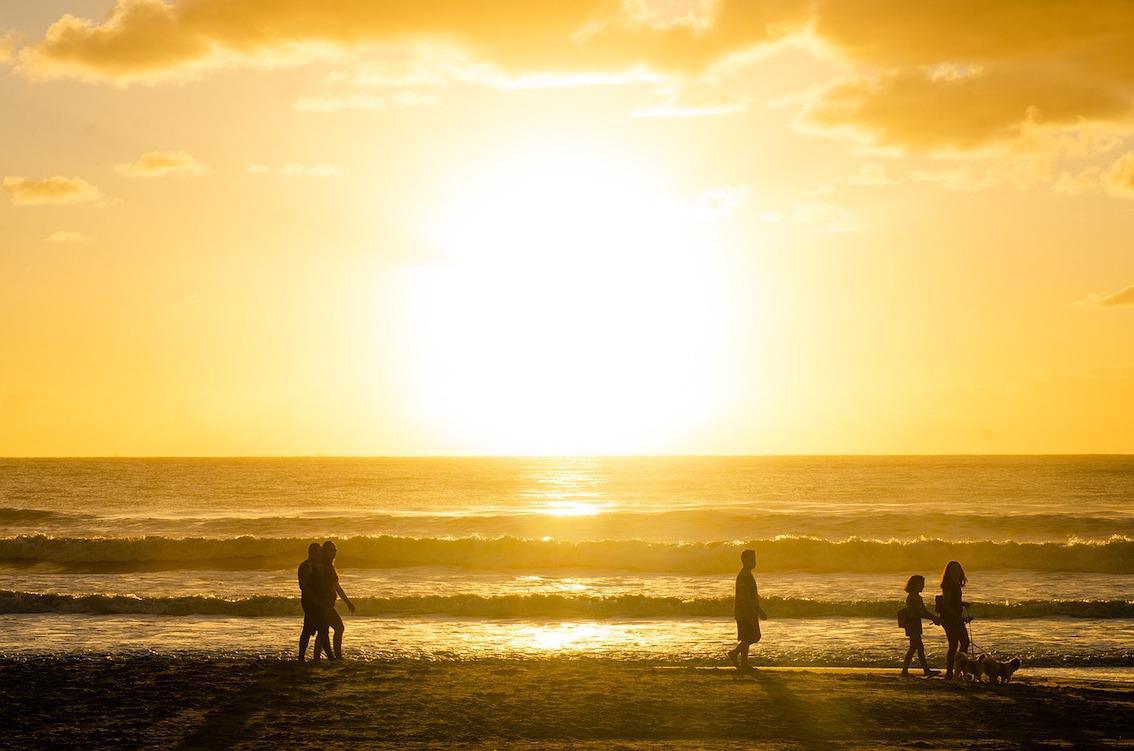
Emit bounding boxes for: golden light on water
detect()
[517,623,608,652]
[538,501,604,517]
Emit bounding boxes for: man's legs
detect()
[326,608,345,659]
[299,625,312,661]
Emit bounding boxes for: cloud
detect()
[1051,167,1105,196]
[1104,152,1134,199]
[906,167,994,193]
[1,176,104,206]
[0,30,17,64]
[803,1,1134,151]
[249,163,345,177]
[760,200,858,232]
[801,69,1130,153]
[115,151,208,177]
[15,0,802,84]
[14,0,1134,156]
[691,185,751,220]
[44,230,89,243]
[634,79,746,118]
[1079,284,1134,308]
[839,163,896,187]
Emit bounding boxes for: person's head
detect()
[741,549,756,570]
[941,560,967,588]
[322,540,337,563]
[905,574,925,593]
[307,542,322,561]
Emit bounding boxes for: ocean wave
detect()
[2,591,1132,618]
[0,534,1131,573]
[3,507,1131,543]
[0,508,90,524]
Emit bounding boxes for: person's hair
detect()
[741,549,756,563]
[905,574,925,593]
[940,560,967,589]
[307,542,322,559]
[322,540,337,563]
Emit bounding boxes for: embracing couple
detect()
[297,540,356,661]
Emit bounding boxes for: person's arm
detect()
[919,601,940,625]
[335,582,355,614]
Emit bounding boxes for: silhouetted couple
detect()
[297,540,356,661]
[900,560,970,678]
[727,548,768,671]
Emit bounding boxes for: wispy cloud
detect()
[115,151,207,178]
[1104,153,1134,199]
[692,185,751,220]
[44,230,89,244]
[0,30,17,64]
[2,176,103,206]
[760,201,859,232]
[1078,284,1134,308]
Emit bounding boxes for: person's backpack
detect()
[934,594,944,614]
[896,607,909,629]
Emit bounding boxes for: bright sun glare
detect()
[395,142,741,454]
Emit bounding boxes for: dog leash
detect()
[965,619,988,656]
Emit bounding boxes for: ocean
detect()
[1,456,1131,670]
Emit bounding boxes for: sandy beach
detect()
[3,657,1131,749]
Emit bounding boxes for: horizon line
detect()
[3,453,1132,460]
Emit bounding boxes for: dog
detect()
[981,656,1022,684]
[954,651,985,681]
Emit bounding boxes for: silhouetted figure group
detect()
[298,540,355,661]
[728,550,976,679]
[295,542,974,676]
[897,560,973,678]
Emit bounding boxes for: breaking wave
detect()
[2,591,1132,618]
[3,508,1132,543]
[0,534,1131,573]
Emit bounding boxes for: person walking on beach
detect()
[321,540,356,659]
[938,560,971,679]
[899,574,940,677]
[727,548,767,671]
[298,542,332,661]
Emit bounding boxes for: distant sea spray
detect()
[3,507,1131,543]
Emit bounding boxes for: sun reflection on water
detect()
[515,622,609,651]
[538,501,605,516]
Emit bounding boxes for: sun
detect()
[393,141,742,454]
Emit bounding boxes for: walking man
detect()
[727,548,767,671]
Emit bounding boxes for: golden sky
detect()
[2,0,1132,455]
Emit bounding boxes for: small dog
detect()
[981,656,1022,684]
[954,652,984,681]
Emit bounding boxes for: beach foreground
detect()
[4,657,1131,749]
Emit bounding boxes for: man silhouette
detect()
[297,542,332,661]
[727,548,767,671]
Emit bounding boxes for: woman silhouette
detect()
[938,560,971,679]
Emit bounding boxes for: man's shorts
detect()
[301,596,327,633]
[736,616,761,645]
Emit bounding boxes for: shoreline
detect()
[4,656,1132,749]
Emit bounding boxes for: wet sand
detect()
[3,658,1132,749]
